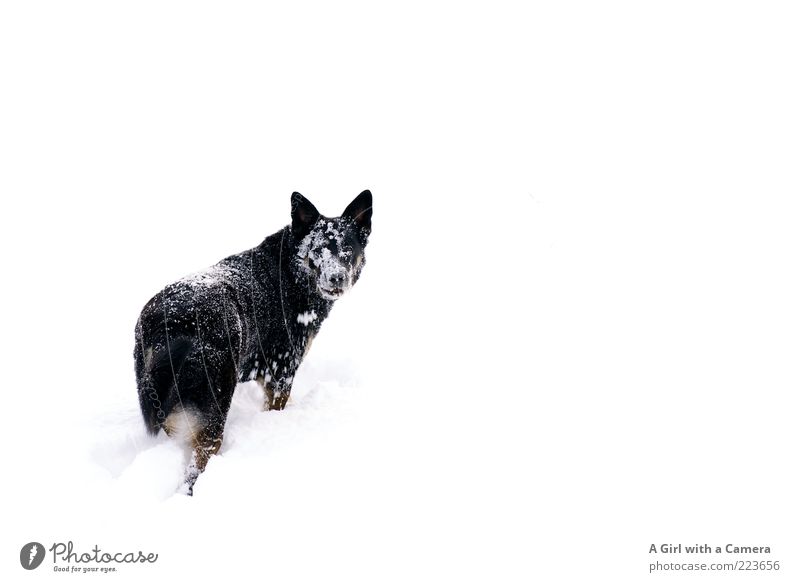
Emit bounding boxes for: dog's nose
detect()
[329,273,346,287]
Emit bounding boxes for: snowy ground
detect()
[3,2,800,581]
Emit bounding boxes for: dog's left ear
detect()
[342,190,372,235]
[291,192,320,238]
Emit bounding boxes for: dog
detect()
[134,190,372,493]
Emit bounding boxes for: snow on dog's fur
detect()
[134,191,372,493]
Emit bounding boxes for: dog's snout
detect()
[329,272,346,287]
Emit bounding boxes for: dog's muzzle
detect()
[318,271,350,300]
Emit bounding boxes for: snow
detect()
[179,265,233,288]
[297,310,317,326]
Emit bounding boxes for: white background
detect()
[1,1,798,580]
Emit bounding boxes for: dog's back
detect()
[134,258,248,436]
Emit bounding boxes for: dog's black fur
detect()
[134,191,372,493]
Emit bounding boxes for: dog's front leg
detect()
[257,372,292,411]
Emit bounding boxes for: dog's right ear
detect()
[342,189,372,236]
[291,192,320,238]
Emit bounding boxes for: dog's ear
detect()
[291,192,320,238]
[342,190,372,235]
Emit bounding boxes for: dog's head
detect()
[291,190,372,301]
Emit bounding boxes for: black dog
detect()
[134,191,372,493]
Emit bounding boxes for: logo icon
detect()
[20,542,46,570]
